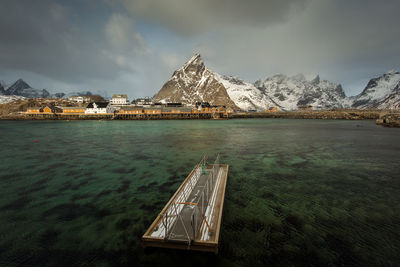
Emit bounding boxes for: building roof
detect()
[60,106,84,109]
[40,106,63,112]
[144,107,162,111]
[112,94,127,98]
[162,106,192,112]
[134,98,152,102]
[166,102,183,107]
[120,106,144,111]
[86,102,109,108]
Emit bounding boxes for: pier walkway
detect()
[142,155,229,253]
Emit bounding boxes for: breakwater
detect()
[1,112,225,120]
[232,110,384,120]
[1,109,398,121]
[376,113,400,127]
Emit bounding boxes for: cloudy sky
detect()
[0,0,399,98]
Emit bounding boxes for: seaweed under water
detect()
[0,119,399,266]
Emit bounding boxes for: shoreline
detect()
[1,110,398,122]
[231,110,383,120]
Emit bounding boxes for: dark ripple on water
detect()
[0,120,400,266]
[1,196,32,211]
[42,203,111,221]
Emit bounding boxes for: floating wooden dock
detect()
[142,155,229,254]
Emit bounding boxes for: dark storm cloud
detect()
[121,0,400,95]
[0,0,399,97]
[123,0,309,34]
[0,0,146,84]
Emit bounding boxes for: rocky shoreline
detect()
[376,113,400,127]
[232,110,385,120]
[2,109,399,125]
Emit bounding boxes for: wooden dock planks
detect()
[142,163,229,254]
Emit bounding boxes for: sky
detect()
[0,0,399,98]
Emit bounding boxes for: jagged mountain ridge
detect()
[153,54,237,107]
[352,71,400,109]
[155,54,400,110]
[3,79,50,98]
[375,91,400,110]
[217,75,276,111]
[219,73,350,111]
[253,74,349,110]
[0,79,98,99]
[155,54,352,111]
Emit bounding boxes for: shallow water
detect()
[0,119,399,266]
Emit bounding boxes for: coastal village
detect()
[24,94,240,119]
[4,92,392,124]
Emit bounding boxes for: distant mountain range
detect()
[352,71,400,109]
[0,79,96,99]
[2,55,400,110]
[153,54,237,107]
[154,54,400,110]
[2,79,50,98]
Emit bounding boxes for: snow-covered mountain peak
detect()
[387,69,399,75]
[10,79,31,91]
[180,53,205,72]
[154,55,399,110]
[217,74,275,111]
[183,53,202,66]
[4,78,50,98]
[153,54,237,107]
[253,74,348,110]
[352,70,400,108]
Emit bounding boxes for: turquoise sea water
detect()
[0,119,399,266]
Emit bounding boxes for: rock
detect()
[153,54,237,107]
[376,113,400,127]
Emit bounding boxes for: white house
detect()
[133,97,152,107]
[110,94,129,105]
[85,102,114,114]
[68,96,90,103]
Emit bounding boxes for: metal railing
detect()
[157,154,221,244]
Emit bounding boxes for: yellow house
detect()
[143,108,162,114]
[61,107,85,114]
[39,106,63,113]
[266,107,278,112]
[119,107,144,114]
[26,107,40,113]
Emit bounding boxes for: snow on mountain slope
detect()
[5,79,50,98]
[352,71,400,109]
[374,90,400,110]
[152,53,400,110]
[217,74,275,111]
[153,54,237,107]
[254,74,348,111]
[0,95,26,104]
[153,54,352,111]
